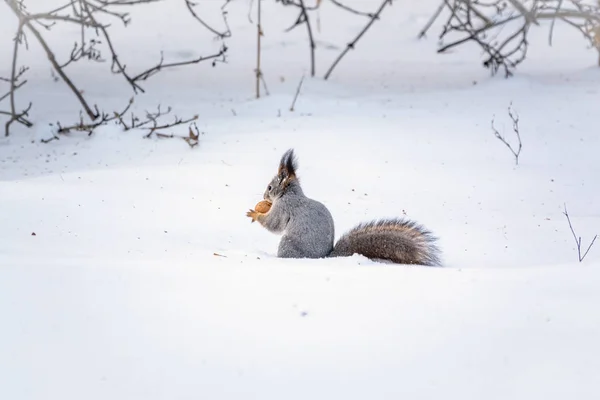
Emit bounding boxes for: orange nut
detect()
[255,200,272,213]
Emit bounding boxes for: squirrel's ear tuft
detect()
[278,148,298,180]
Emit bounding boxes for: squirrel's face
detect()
[264,148,298,202]
[263,175,285,202]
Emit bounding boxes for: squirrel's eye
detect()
[268,185,272,191]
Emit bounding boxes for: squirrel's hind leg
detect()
[277,236,306,259]
[277,235,330,259]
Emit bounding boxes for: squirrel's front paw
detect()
[246,209,260,223]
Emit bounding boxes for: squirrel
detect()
[246,149,441,266]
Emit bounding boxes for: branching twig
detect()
[283,0,317,76]
[275,0,395,80]
[139,112,198,139]
[329,0,374,18]
[491,102,522,166]
[54,97,135,136]
[324,0,392,80]
[433,0,600,77]
[419,1,445,39]
[131,45,228,83]
[563,204,598,262]
[299,0,316,77]
[185,0,231,39]
[2,0,228,137]
[6,0,99,120]
[50,97,200,147]
[3,18,33,136]
[80,1,144,93]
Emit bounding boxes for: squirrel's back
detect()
[329,218,441,266]
[280,195,335,258]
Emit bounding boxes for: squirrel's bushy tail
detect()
[329,218,441,266]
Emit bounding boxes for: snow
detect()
[3,260,600,399]
[1,0,599,399]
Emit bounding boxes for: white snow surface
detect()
[1,1,599,399]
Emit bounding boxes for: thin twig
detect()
[507,0,539,25]
[3,0,227,137]
[185,0,232,39]
[260,73,270,96]
[289,75,305,111]
[52,98,199,145]
[248,0,255,23]
[434,0,600,77]
[297,1,317,76]
[256,0,262,98]
[419,1,445,38]
[549,0,564,45]
[6,0,99,120]
[131,45,228,83]
[5,19,31,136]
[81,1,144,93]
[329,0,374,18]
[299,0,316,77]
[55,97,134,136]
[324,0,392,80]
[437,15,521,54]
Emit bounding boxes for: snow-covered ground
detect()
[1,1,599,399]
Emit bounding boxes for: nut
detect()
[255,200,272,213]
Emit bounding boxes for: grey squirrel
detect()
[246,149,441,266]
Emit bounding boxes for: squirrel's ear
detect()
[278,148,298,180]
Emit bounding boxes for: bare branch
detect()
[6,0,99,120]
[132,45,228,83]
[185,0,232,39]
[289,75,305,111]
[256,0,262,98]
[419,1,445,39]
[93,0,163,6]
[324,0,392,80]
[329,0,374,18]
[2,0,227,138]
[433,0,600,77]
[299,0,316,77]
[3,11,32,136]
[507,0,539,25]
[276,0,319,11]
[548,0,564,45]
[51,98,200,148]
[280,0,318,76]
[54,97,134,136]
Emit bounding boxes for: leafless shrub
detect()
[1,0,229,138]
[423,0,600,77]
[491,102,522,165]
[43,97,201,148]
